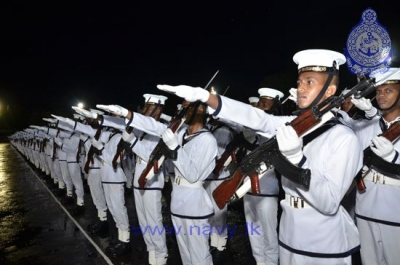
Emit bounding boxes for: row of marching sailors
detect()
[87,49,400,265]
[9,89,279,265]
[10,50,400,265]
[9,111,138,257]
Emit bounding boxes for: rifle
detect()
[83,118,103,174]
[112,126,133,169]
[212,132,255,176]
[212,70,399,210]
[138,105,189,188]
[52,129,60,161]
[76,139,83,164]
[138,70,219,188]
[356,121,400,192]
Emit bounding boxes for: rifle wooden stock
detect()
[355,171,366,192]
[84,126,102,174]
[76,139,83,164]
[83,147,95,174]
[52,140,57,161]
[213,167,245,209]
[250,172,260,194]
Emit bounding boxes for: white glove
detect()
[162,128,179,150]
[91,138,104,150]
[30,125,46,131]
[72,106,98,119]
[351,96,378,118]
[79,134,88,142]
[242,128,256,144]
[370,136,397,162]
[157,85,210,102]
[276,125,303,164]
[288,88,297,104]
[122,130,136,144]
[51,114,67,123]
[160,113,172,122]
[96,104,129,117]
[54,137,63,146]
[43,118,57,123]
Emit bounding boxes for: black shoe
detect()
[61,196,74,205]
[55,188,66,197]
[106,241,131,257]
[88,221,109,237]
[72,205,85,216]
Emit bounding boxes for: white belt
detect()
[173,176,203,188]
[364,171,400,186]
[285,194,311,209]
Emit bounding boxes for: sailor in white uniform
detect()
[242,87,284,265]
[102,94,169,265]
[339,67,400,265]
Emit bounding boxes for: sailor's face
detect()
[376,84,400,110]
[257,97,274,111]
[296,72,330,109]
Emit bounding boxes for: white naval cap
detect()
[89,108,105,115]
[248,97,259,104]
[293,49,346,74]
[258,88,284,100]
[370,67,400,85]
[143,94,168,105]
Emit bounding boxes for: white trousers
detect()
[357,217,400,265]
[67,162,84,200]
[103,183,130,231]
[172,216,213,265]
[88,168,107,213]
[134,188,167,259]
[244,195,279,265]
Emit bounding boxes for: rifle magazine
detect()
[268,152,311,189]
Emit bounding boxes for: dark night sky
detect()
[0,0,399,130]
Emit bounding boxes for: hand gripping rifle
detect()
[138,70,219,189]
[112,126,134,170]
[212,70,399,210]
[83,117,103,174]
[356,121,400,192]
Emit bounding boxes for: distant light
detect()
[77,102,84,108]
